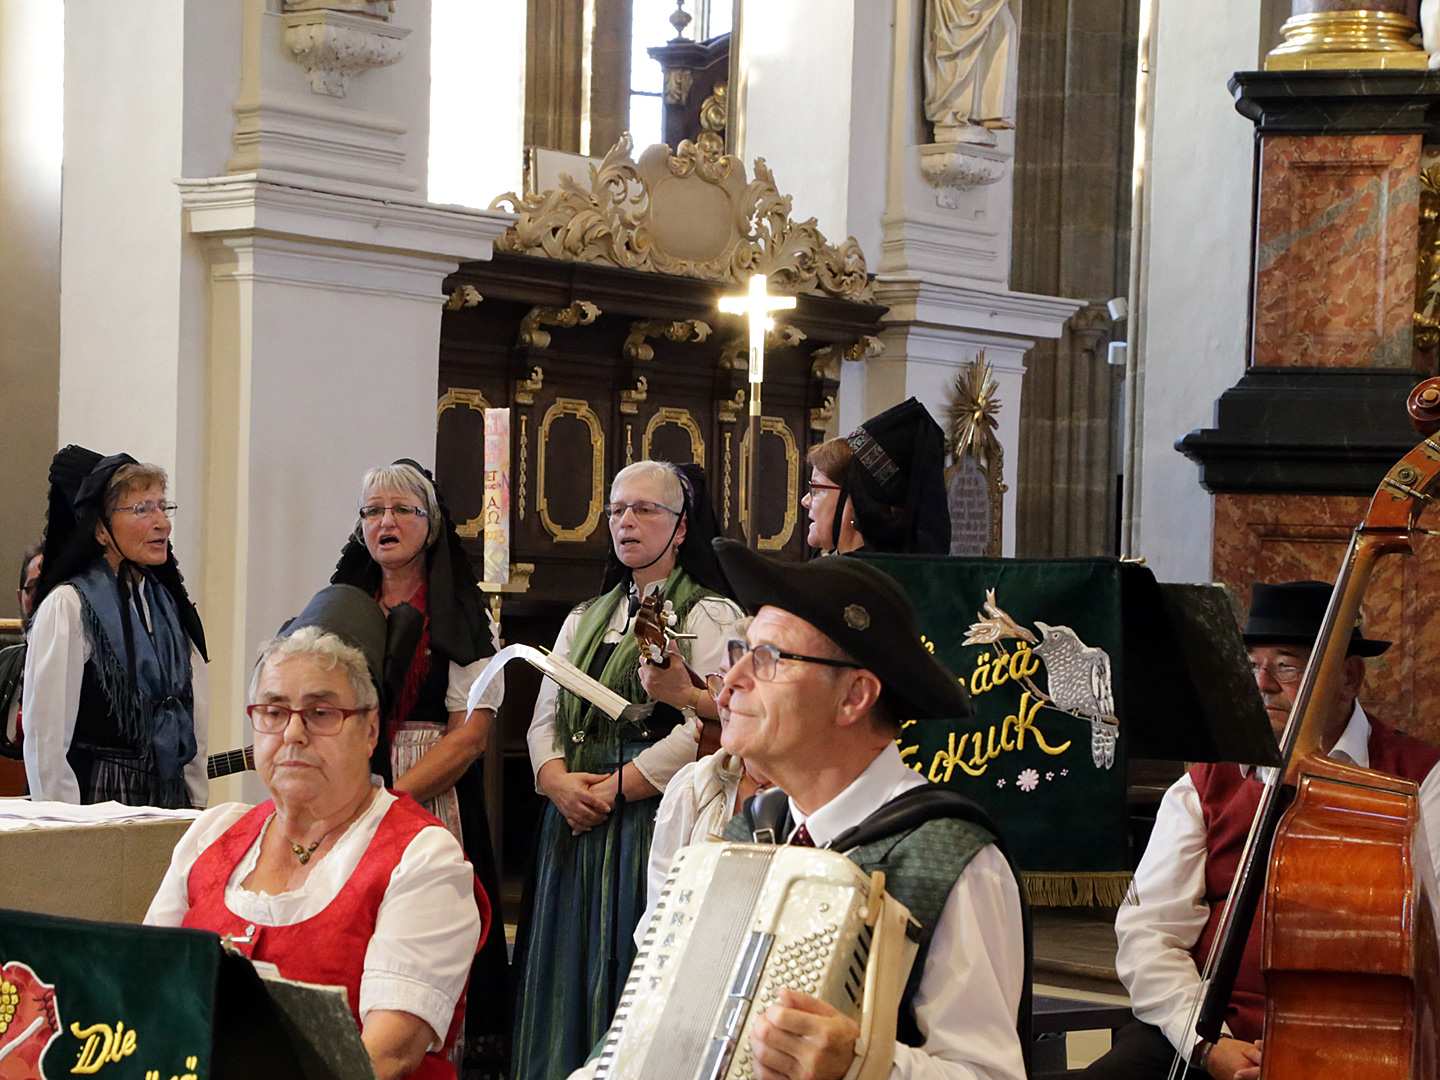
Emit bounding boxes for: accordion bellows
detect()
[596,842,918,1080]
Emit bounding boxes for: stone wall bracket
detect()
[282,8,408,98]
[919,141,1009,210]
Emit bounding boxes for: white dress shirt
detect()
[791,743,1027,1080]
[1115,700,1440,1057]
[526,585,744,790]
[22,583,210,807]
[636,750,747,945]
[145,788,481,1049]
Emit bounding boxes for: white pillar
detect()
[58,0,518,802]
[1131,1,1258,581]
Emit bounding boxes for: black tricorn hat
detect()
[712,538,969,720]
[279,584,389,693]
[1242,580,1390,657]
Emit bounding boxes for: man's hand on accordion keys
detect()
[748,986,863,1080]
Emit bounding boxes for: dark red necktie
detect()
[790,824,815,847]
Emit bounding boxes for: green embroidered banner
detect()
[0,910,217,1080]
[858,556,1133,905]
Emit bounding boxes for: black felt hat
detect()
[280,584,389,692]
[844,397,951,555]
[712,538,968,720]
[1242,580,1390,657]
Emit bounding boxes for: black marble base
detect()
[1175,366,1427,494]
[1231,69,1440,136]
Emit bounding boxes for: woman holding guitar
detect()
[514,460,742,1080]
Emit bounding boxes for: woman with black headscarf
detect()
[330,459,509,1080]
[23,446,208,808]
[512,460,743,1080]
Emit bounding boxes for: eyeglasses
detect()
[604,500,680,522]
[724,640,861,683]
[1250,658,1305,685]
[246,702,371,735]
[114,500,177,520]
[358,505,428,522]
[806,481,842,495]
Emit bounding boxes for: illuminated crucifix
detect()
[719,273,796,550]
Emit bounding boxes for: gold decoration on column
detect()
[443,284,483,310]
[518,300,601,349]
[1416,162,1440,354]
[723,431,733,527]
[812,335,884,367]
[619,375,650,415]
[698,82,727,156]
[737,417,800,550]
[514,366,545,405]
[718,388,746,424]
[809,395,837,433]
[1266,8,1427,70]
[719,325,806,371]
[519,414,529,521]
[436,388,493,539]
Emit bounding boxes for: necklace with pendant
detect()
[290,839,322,865]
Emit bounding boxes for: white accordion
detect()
[594,842,918,1080]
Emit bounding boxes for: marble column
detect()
[1179,71,1440,744]
[59,0,517,800]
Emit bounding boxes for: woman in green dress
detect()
[512,461,742,1080]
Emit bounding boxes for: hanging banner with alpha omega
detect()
[858,555,1132,905]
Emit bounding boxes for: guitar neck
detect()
[207,745,255,780]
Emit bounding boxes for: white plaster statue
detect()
[1423,0,1440,69]
[924,0,1019,144]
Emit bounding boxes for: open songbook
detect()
[464,643,632,719]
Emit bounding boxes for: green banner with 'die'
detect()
[858,555,1130,906]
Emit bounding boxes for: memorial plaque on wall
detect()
[948,457,993,556]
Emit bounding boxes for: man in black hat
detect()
[1085,580,1440,1080]
[708,538,1026,1080]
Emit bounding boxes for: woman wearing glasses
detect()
[330,459,509,1079]
[23,447,208,807]
[803,438,861,553]
[513,459,743,1080]
[147,586,484,1080]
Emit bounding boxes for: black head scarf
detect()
[843,398,951,555]
[599,461,730,596]
[330,459,494,667]
[35,445,208,661]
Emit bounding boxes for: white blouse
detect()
[526,586,744,791]
[144,788,481,1049]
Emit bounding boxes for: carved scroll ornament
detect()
[491,135,874,303]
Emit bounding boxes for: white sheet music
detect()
[466,643,631,720]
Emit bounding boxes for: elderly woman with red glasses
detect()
[23,446,208,808]
[146,586,484,1080]
[513,459,743,1080]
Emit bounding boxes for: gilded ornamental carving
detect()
[491,135,874,303]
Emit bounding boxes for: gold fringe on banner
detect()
[1022,871,1132,908]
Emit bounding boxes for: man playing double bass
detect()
[1083,580,1440,1080]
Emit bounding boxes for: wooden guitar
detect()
[633,595,722,759]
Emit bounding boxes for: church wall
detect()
[57,1,190,477]
[736,0,855,244]
[0,0,61,613]
[1132,0,1259,582]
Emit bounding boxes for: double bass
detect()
[1190,379,1440,1078]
